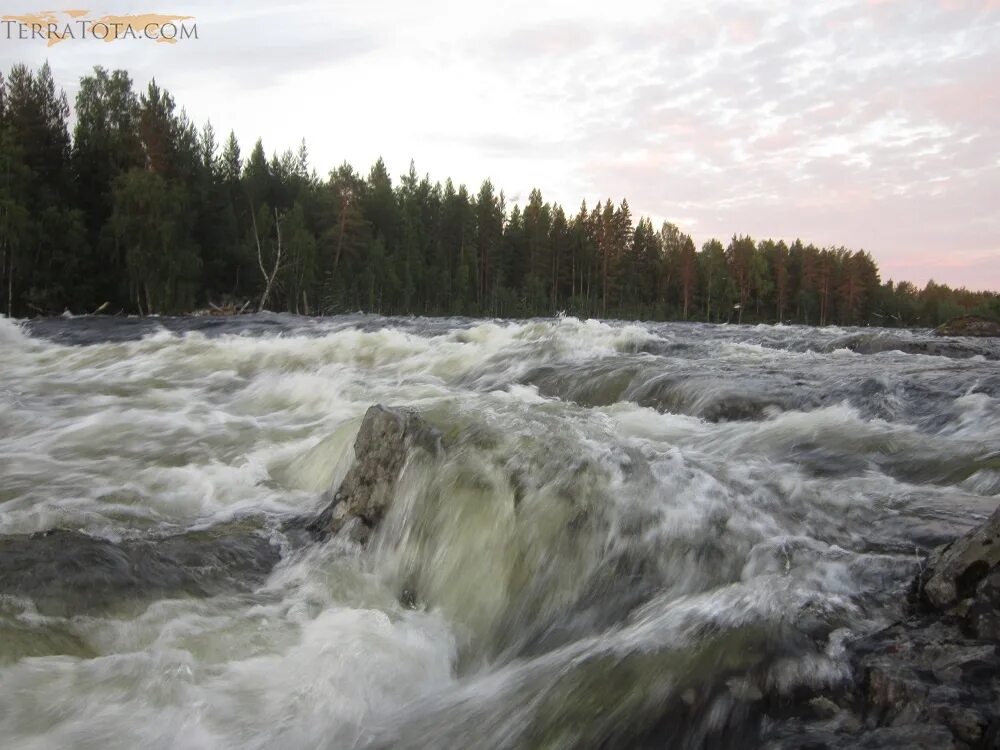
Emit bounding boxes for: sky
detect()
[2,0,999,290]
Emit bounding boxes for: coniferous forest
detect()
[1,62,997,325]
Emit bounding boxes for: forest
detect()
[1,62,997,326]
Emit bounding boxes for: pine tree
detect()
[3,60,995,324]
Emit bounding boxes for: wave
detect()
[1,314,998,748]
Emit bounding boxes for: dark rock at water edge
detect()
[934,316,1000,338]
[305,404,441,545]
[761,504,1000,748]
[919,505,1000,631]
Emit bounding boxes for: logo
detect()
[1,10,197,45]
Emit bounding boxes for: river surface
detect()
[1,314,998,749]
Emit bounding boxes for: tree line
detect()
[1,62,997,326]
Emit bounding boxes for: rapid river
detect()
[1,314,998,748]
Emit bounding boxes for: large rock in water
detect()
[307,404,441,544]
[934,315,1000,337]
[762,504,1000,748]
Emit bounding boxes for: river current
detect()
[1,314,998,749]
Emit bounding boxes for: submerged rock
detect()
[306,404,441,544]
[934,315,1000,338]
[762,504,1000,748]
[0,518,281,617]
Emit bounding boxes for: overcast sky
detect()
[3,0,999,289]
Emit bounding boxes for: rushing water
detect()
[1,314,998,749]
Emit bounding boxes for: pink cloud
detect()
[724,17,760,45]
